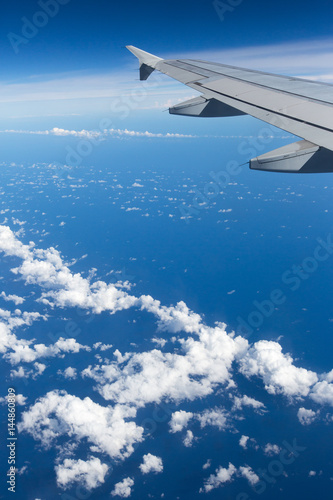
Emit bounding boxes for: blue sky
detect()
[3,0,333,78]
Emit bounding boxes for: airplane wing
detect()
[126,45,333,173]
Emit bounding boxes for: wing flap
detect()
[250,140,333,173]
[169,96,246,117]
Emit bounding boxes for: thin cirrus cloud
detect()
[177,38,333,79]
[0,38,332,119]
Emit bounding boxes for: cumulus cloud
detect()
[238,435,258,451]
[1,223,333,485]
[239,340,318,398]
[297,407,318,425]
[18,390,144,461]
[0,225,138,315]
[200,463,260,493]
[55,457,108,490]
[111,477,134,498]
[169,411,194,433]
[83,318,247,408]
[239,435,250,450]
[0,226,331,421]
[58,367,77,379]
[93,342,113,351]
[0,393,27,405]
[5,336,90,366]
[197,408,229,431]
[0,307,46,365]
[0,127,197,140]
[310,381,333,406]
[139,454,163,474]
[10,362,46,380]
[239,465,260,485]
[200,463,237,493]
[183,430,194,447]
[263,443,281,456]
[0,227,330,431]
[232,395,266,413]
[0,291,25,305]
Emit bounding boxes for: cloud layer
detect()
[0,224,331,495]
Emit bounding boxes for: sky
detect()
[1,1,333,499]
[1,0,333,127]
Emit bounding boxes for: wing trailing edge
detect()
[169,96,246,117]
[251,140,333,173]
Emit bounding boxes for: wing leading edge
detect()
[126,45,333,173]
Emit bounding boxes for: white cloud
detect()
[239,435,249,450]
[5,336,90,366]
[0,226,331,417]
[0,393,27,405]
[200,463,236,493]
[324,369,333,383]
[0,291,25,305]
[297,407,318,425]
[0,308,45,366]
[201,463,260,493]
[239,340,318,398]
[169,411,194,433]
[111,477,134,498]
[238,435,258,451]
[0,127,197,140]
[197,408,229,431]
[58,367,77,379]
[93,342,113,351]
[84,318,247,407]
[17,465,28,475]
[55,457,108,490]
[263,443,281,456]
[1,222,332,483]
[0,225,138,315]
[239,465,260,486]
[18,390,144,461]
[310,381,333,406]
[151,337,167,348]
[232,395,266,413]
[10,362,46,379]
[183,430,194,448]
[139,454,163,474]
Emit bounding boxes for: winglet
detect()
[126,45,163,80]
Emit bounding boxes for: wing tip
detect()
[126,46,163,80]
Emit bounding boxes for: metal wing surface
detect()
[126,45,333,173]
